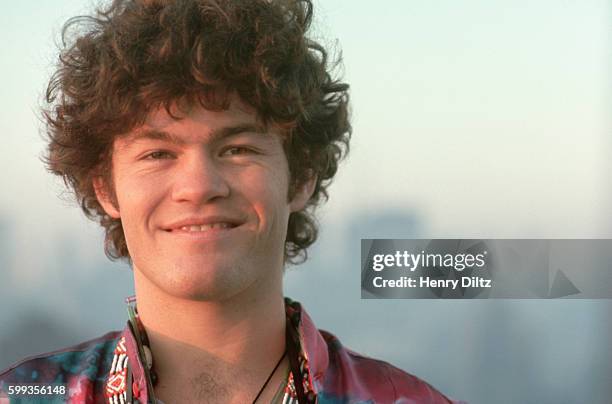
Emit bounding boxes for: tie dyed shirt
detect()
[0,299,463,403]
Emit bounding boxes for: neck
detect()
[133,267,288,403]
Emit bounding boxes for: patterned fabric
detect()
[0,332,120,403]
[0,299,463,403]
[105,337,128,404]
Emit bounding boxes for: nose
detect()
[171,150,230,203]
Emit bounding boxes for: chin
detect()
[158,279,244,302]
[154,261,254,302]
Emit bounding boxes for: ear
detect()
[289,174,317,212]
[93,175,121,219]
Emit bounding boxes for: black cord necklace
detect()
[251,349,287,404]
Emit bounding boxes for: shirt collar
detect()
[284,297,330,393]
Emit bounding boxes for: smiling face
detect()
[94,99,314,302]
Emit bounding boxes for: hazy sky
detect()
[1,0,609,243]
[0,2,610,402]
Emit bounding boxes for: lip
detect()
[163,215,245,232]
[163,225,241,242]
[161,215,246,242]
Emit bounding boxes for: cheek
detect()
[239,168,290,225]
[115,176,166,234]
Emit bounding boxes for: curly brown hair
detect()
[43,0,350,265]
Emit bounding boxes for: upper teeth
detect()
[180,223,232,232]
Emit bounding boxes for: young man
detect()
[0,0,461,403]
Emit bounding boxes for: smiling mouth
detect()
[166,223,239,233]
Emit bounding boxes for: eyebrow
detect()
[130,123,267,145]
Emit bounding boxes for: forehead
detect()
[158,97,256,127]
[121,98,263,142]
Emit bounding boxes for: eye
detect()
[221,146,257,156]
[143,150,174,160]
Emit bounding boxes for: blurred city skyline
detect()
[1,208,611,403]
